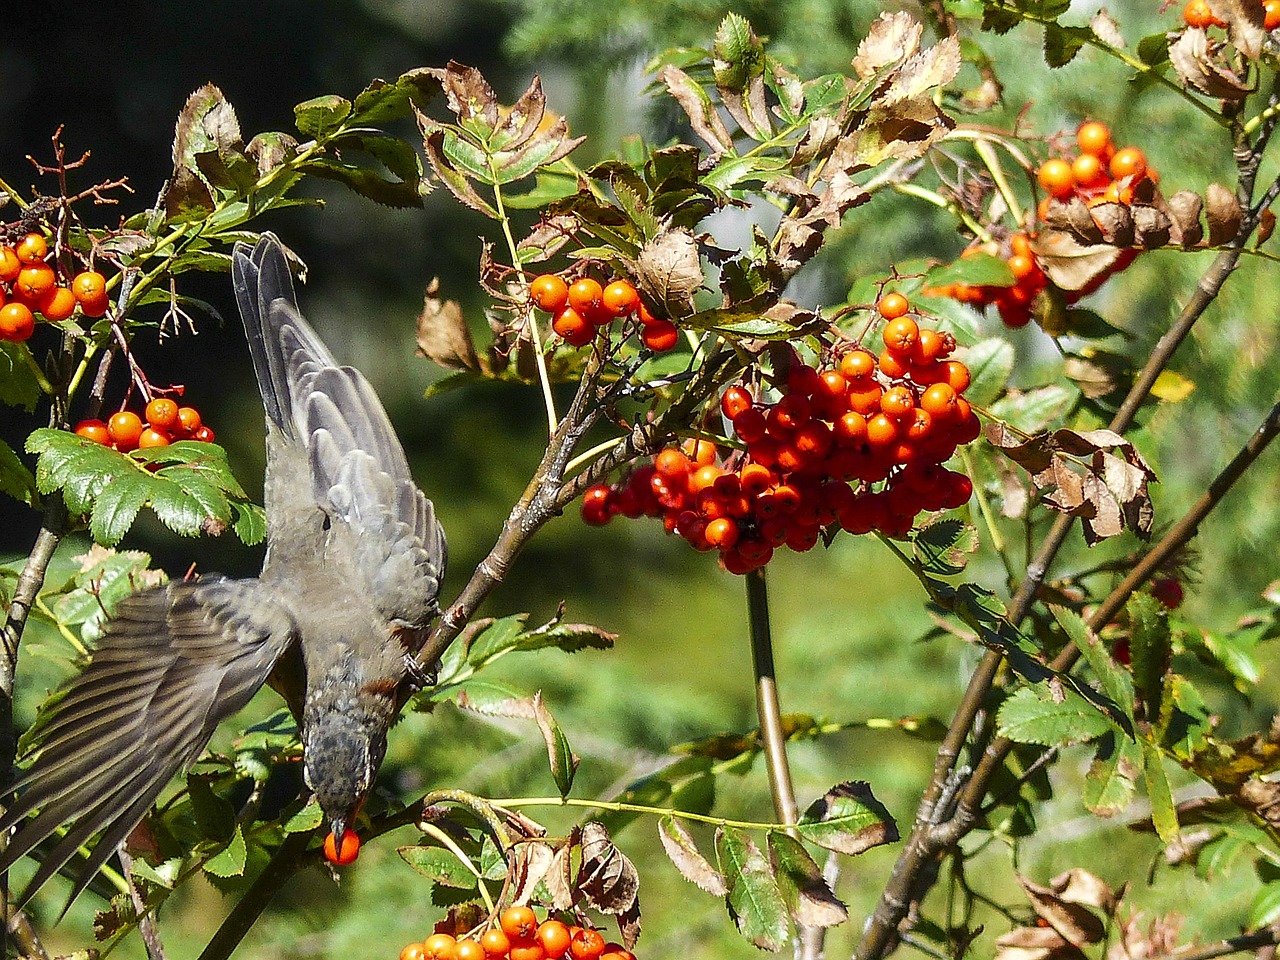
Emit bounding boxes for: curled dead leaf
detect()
[416,277,483,372]
[1169,28,1251,100]
[1165,190,1204,247]
[1132,205,1172,248]
[853,12,923,79]
[635,228,704,315]
[425,61,499,128]
[1088,202,1134,247]
[1204,182,1243,245]
[1029,233,1121,291]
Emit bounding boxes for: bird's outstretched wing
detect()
[232,234,446,630]
[0,578,296,910]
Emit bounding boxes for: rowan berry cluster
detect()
[399,906,634,960]
[1184,0,1280,29]
[529,274,678,352]
[74,397,215,452]
[0,232,110,342]
[583,294,978,574]
[927,122,1147,328]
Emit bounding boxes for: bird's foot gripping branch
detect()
[4,5,1280,960]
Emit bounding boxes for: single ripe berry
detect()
[944,360,971,394]
[16,264,56,301]
[401,944,428,960]
[0,247,19,283]
[322,829,360,865]
[138,428,171,449]
[480,928,512,956]
[840,348,877,380]
[1077,121,1112,157]
[14,233,47,264]
[194,426,216,445]
[529,274,569,312]
[1266,0,1280,29]
[1037,158,1075,199]
[567,277,605,320]
[877,291,909,320]
[74,419,111,445]
[422,933,459,960]
[599,945,636,960]
[108,411,145,451]
[882,315,920,355]
[79,292,110,319]
[552,306,595,347]
[39,287,77,322]
[500,905,539,942]
[880,385,916,420]
[1071,153,1108,190]
[71,270,108,304]
[510,944,548,960]
[1183,0,1216,27]
[0,303,36,342]
[641,319,679,352]
[720,384,753,420]
[601,279,640,317]
[1109,147,1147,180]
[455,939,485,960]
[536,919,572,959]
[569,928,607,960]
[176,406,203,436]
[145,397,181,430]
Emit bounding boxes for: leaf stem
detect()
[483,795,796,832]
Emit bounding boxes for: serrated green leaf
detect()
[959,338,1015,407]
[430,677,523,707]
[203,825,248,878]
[996,686,1113,746]
[1252,881,1280,928]
[1051,605,1135,729]
[0,343,43,410]
[398,845,478,888]
[1143,744,1179,842]
[981,6,1022,34]
[350,69,436,126]
[294,94,352,138]
[283,799,324,834]
[466,613,529,664]
[1083,731,1142,816]
[337,132,423,183]
[232,501,267,546]
[1128,592,1170,718]
[187,775,235,842]
[716,827,789,951]
[1043,23,1090,67]
[990,384,1079,434]
[912,520,979,577]
[767,832,848,929]
[89,474,152,546]
[1136,32,1171,66]
[501,170,579,209]
[0,436,37,506]
[298,157,422,208]
[796,781,898,856]
[927,253,1015,289]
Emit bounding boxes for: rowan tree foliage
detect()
[3,3,1280,959]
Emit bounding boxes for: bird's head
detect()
[302,704,387,846]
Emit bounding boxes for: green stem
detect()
[17,344,54,396]
[960,446,1015,584]
[893,182,990,242]
[484,795,795,832]
[972,137,1025,227]
[744,569,801,833]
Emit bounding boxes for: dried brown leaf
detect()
[1020,873,1107,946]
[1257,207,1275,246]
[1030,233,1121,290]
[1205,182,1244,245]
[635,228,704,314]
[1132,205,1172,247]
[1063,196,1105,244]
[788,115,843,167]
[1089,202,1134,247]
[1169,28,1251,99]
[657,816,727,896]
[878,35,962,107]
[578,821,640,915]
[245,131,299,175]
[853,12,922,79]
[416,277,482,372]
[546,837,576,910]
[767,833,848,929]
[1166,190,1205,247]
[1090,10,1126,48]
[1050,868,1120,915]
[494,75,547,150]
[519,214,578,263]
[722,72,772,142]
[425,61,499,128]
[1206,0,1266,58]
[509,842,556,906]
[658,65,734,157]
[994,925,1079,960]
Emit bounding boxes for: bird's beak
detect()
[330,816,348,851]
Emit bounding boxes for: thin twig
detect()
[118,848,166,960]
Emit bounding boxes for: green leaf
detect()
[533,692,579,798]
[232,501,267,546]
[996,686,1114,746]
[501,170,580,209]
[926,253,1015,289]
[187,775,236,842]
[89,473,151,546]
[1143,744,1179,842]
[337,132,423,183]
[294,94,352,138]
[298,157,422,208]
[959,338,1015,407]
[716,827,789,951]
[1051,605,1135,729]
[1043,23,1090,68]
[767,832,848,929]
[0,436,37,506]
[350,68,437,125]
[203,825,248,878]
[398,845,478,888]
[1082,731,1142,816]
[0,343,42,410]
[912,520,979,577]
[1136,32,1172,67]
[283,799,324,834]
[1252,880,1280,928]
[1128,592,1171,718]
[989,384,1080,434]
[795,781,898,856]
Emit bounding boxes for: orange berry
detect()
[529,273,569,312]
[552,306,595,346]
[685,438,718,465]
[720,384,753,420]
[567,277,605,320]
[1037,158,1074,199]
[423,933,459,960]
[192,424,216,444]
[920,382,960,420]
[0,303,35,342]
[601,279,640,317]
[1109,147,1147,180]
[145,397,181,430]
[79,292,110,319]
[1267,0,1280,29]
[878,348,910,380]
[839,348,877,380]
[944,360,971,394]
[882,315,920,355]
[654,447,692,480]
[480,927,512,956]
[1183,0,1215,26]
[0,247,19,282]
[401,944,428,960]
[705,516,740,549]
[38,286,77,322]
[108,411,145,451]
[536,920,572,960]
[1077,121,1112,157]
[322,829,360,865]
[175,406,203,436]
[510,945,547,960]
[600,945,636,960]
[138,428,170,449]
[866,413,900,448]
[880,385,916,420]
[500,905,539,942]
[569,929,606,960]
[1071,152,1109,190]
[14,233,47,264]
[74,419,111,445]
[847,382,884,415]
[15,264,56,301]
[834,410,868,446]
[71,270,108,304]
[877,291,909,320]
[642,318,679,351]
[456,940,486,960]
[1009,232,1034,258]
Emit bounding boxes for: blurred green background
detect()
[3,2,1280,957]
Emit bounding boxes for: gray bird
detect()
[0,233,446,909]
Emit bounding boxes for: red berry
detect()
[74,419,111,445]
[322,829,360,865]
[529,274,569,312]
